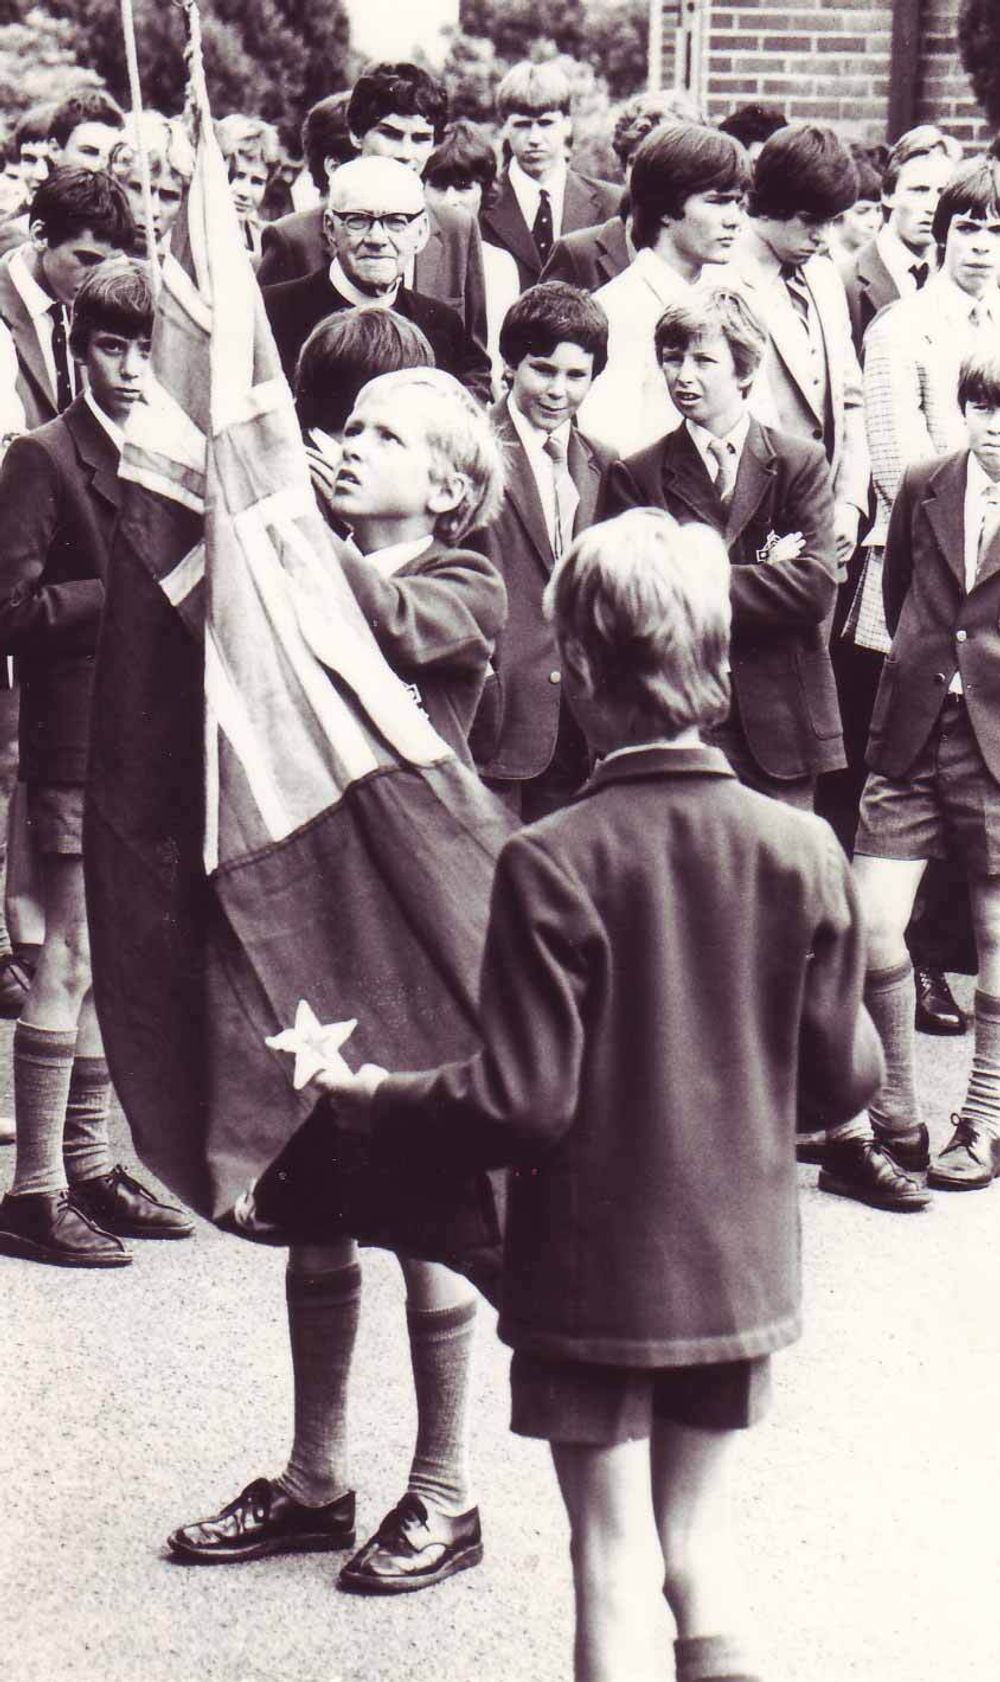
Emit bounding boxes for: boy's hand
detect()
[761,530,805,564]
[308,1063,388,1134]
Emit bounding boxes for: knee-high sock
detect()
[276,1258,361,1508]
[62,1055,114,1184]
[9,1022,77,1197]
[406,1299,476,1515]
[959,990,1000,1139]
[865,960,920,1137]
[674,1635,760,1682]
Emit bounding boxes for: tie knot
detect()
[911,261,929,288]
[544,431,568,466]
[986,482,1000,504]
[708,436,733,465]
[780,261,804,283]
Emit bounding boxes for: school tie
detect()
[543,431,571,556]
[532,189,554,262]
[977,483,1000,574]
[47,299,73,412]
[779,262,812,328]
[910,260,929,289]
[707,436,739,511]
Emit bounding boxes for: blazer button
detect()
[933,672,946,684]
[811,427,822,440]
[956,629,968,642]
[548,670,561,684]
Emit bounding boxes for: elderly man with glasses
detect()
[263,156,492,404]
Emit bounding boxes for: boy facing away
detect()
[315,509,883,1682]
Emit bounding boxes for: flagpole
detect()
[119,0,161,291]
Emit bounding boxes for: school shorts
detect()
[26,783,84,857]
[509,1350,772,1444]
[855,695,1000,877]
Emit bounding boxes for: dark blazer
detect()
[0,395,119,783]
[470,400,613,780]
[369,744,882,1364]
[604,418,844,779]
[539,213,630,292]
[262,267,493,404]
[842,237,900,355]
[868,450,1000,782]
[0,248,58,430]
[338,538,506,767]
[480,169,622,291]
[257,198,489,353]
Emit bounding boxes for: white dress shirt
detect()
[508,157,568,241]
[875,224,933,297]
[8,245,75,404]
[579,248,698,455]
[507,395,579,552]
[362,533,434,579]
[83,388,125,454]
[685,411,751,486]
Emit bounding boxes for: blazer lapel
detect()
[924,454,969,590]
[494,403,552,569]
[0,269,55,416]
[562,170,599,235]
[595,217,629,284]
[661,427,723,528]
[481,176,538,276]
[766,277,824,423]
[66,397,121,520]
[568,427,602,533]
[725,420,775,546]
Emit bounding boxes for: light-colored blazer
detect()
[576,248,693,457]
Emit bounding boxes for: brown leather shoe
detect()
[167,1478,356,1563]
[339,1493,483,1595]
[70,1165,194,1239]
[0,1189,132,1266]
[818,1137,931,1211]
[927,1117,1000,1190]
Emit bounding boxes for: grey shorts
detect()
[509,1350,772,1444]
[855,696,1000,877]
[26,783,84,857]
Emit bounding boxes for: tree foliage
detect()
[0,7,100,126]
[958,0,1000,128]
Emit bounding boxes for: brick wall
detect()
[660,0,994,147]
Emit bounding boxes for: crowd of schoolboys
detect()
[0,51,999,1682]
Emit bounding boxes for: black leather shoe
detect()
[874,1122,930,1174]
[168,1477,356,1563]
[70,1165,194,1239]
[0,954,30,1019]
[796,1129,828,1164]
[339,1493,483,1595]
[914,966,967,1035]
[0,1189,132,1266]
[927,1116,1000,1190]
[818,1137,931,1211]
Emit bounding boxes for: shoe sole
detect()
[817,1171,931,1212]
[915,1018,967,1036]
[338,1541,484,1595]
[0,1230,132,1266]
[926,1168,995,1191]
[167,1529,356,1564]
[96,1223,194,1240]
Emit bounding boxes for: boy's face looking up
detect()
[660,189,744,278]
[332,385,461,552]
[659,329,746,437]
[942,211,1000,297]
[34,226,123,305]
[504,109,571,180]
[965,400,1000,483]
[509,340,596,434]
[84,327,151,425]
[884,151,953,254]
[757,210,832,267]
[355,114,437,176]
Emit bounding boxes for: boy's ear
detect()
[427,467,469,521]
[29,221,48,254]
[409,207,431,258]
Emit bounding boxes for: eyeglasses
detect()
[329,210,423,238]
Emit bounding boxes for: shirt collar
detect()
[631,245,697,305]
[9,245,58,321]
[328,257,401,312]
[83,389,125,454]
[509,156,567,199]
[928,268,995,324]
[967,450,1000,502]
[361,533,434,578]
[685,410,750,474]
[506,394,573,463]
[876,223,933,291]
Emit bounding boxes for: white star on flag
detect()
[266,1000,358,1089]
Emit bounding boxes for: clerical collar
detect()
[328,258,401,311]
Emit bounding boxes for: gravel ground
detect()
[2,974,999,1682]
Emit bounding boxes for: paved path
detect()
[2,977,999,1682]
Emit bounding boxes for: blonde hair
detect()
[544,509,731,735]
[356,368,505,542]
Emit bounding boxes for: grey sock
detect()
[9,1022,77,1196]
[63,1055,114,1184]
[406,1298,476,1516]
[865,960,921,1137]
[674,1633,760,1682]
[959,990,1000,1139]
[277,1258,361,1508]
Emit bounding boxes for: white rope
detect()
[119,0,162,291]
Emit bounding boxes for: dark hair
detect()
[849,143,883,203]
[347,63,448,147]
[749,124,859,221]
[295,306,434,434]
[499,281,609,378]
[302,92,354,194]
[29,166,134,248]
[68,255,154,358]
[959,347,1000,410]
[630,125,751,251]
[717,104,788,150]
[932,155,1000,254]
[425,119,497,198]
[654,287,767,389]
[883,124,960,196]
[48,89,124,150]
[15,103,55,151]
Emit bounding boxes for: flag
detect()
[84,113,512,1269]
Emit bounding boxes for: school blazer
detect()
[842,237,900,355]
[604,419,844,778]
[867,451,1000,783]
[337,538,507,767]
[479,168,622,291]
[0,247,58,430]
[469,401,613,781]
[257,197,489,351]
[368,745,883,1364]
[539,213,630,291]
[0,395,119,783]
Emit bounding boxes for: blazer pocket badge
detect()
[757,529,805,565]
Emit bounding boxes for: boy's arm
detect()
[366,830,596,1169]
[730,443,838,631]
[863,306,932,512]
[338,546,507,675]
[797,828,885,1130]
[0,434,104,655]
[880,465,917,638]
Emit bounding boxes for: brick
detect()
[762,35,812,50]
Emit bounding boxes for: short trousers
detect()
[26,783,84,857]
[855,695,1000,877]
[509,1350,773,1444]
